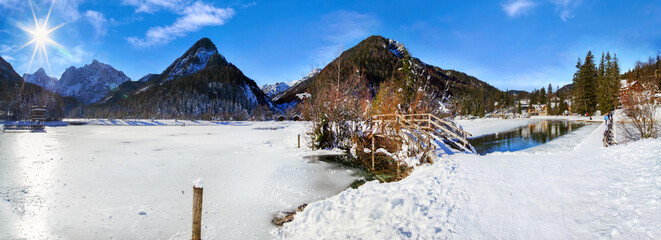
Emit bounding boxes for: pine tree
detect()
[607,53,621,110]
[571,58,583,113]
[597,52,608,113]
[576,51,598,114]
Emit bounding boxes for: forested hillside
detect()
[276,35,503,116]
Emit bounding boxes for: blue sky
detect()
[0,0,659,91]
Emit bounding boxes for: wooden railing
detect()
[369,113,473,152]
[603,113,616,147]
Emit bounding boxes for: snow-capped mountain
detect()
[261,68,321,101]
[289,68,321,87]
[22,67,57,91]
[261,82,291,99]
[91,37,271,120]
[57,60,131,105]
[159,38,225,83]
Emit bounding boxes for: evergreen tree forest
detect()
[571,51,621,115]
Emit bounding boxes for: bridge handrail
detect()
[370,113,472,148]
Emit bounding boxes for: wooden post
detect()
[192,182,204,240]
[298,134,300,148]
[396,161,400,180]
[371,135,375,171]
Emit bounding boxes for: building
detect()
[619,79,644,107]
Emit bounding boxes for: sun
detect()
[32,25,50,46]
[17,0,68,75]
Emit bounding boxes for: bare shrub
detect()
[619,87,659,140]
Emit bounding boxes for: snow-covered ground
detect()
[3,117,659,239]
[0,121,360,239]
[279,121,661,239]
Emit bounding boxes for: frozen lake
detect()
[0,122,359,239]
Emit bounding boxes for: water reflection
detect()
[469,120,585,155]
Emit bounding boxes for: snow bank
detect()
[279,121,661,239]
[276,157,464,239]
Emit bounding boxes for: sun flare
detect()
[17,0,68,75]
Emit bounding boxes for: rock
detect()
[272,203,308,226]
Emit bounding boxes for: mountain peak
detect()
[35,67,47,75]
[160,37,224,81]
[23,67,57,91]
[192,37,217,52]
[58,60,130,104]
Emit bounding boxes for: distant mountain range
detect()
[260,68,320,100]
[86,38,271,120]
[22,60,131,105]
[2,35,524,120]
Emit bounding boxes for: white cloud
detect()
[502,0,536,18]
[240,1,256,8]
[0,0,20,9]
[550,0,580,22]
[53,0,84,21]
[321,10,380,43]
[1,55,15,61]
[0,44,15,54]
[126,1,234,48]
[85,10,108,38]
[122,0,190,13]
[315,10,379,65]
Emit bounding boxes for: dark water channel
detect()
[468,120,586,155]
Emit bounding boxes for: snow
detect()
[0,121,360,239]
[265,68,321,101]
[261,82,291,99]
[289,68,321,87]
[167,47,218,81]
[278,120,661,239]
[295,92,311,100]
[387,39,407,58]
[193,178,204,188]
[135,85,151,94]
[243,83,258,105]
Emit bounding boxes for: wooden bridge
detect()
[368,113,475,154]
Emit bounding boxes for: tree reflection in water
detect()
[469,120,585,155]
